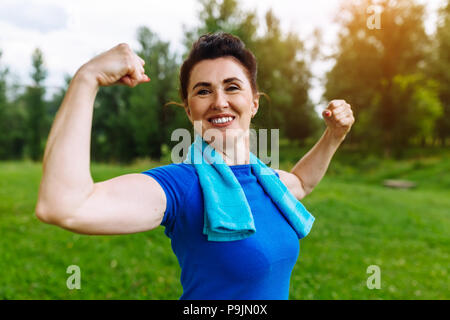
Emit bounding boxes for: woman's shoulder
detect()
[140,163,199,238]
[142,162,196,174]
[142,161,197,176]
[141,162,198,190]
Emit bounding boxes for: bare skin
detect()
[35,43,354,236]
[35,43,166,235]
[289,100,355,196]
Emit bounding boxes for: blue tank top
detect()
[141,163,300,300]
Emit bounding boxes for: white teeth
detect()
[211,117,233,124]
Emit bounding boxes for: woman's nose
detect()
[212,90,229,109]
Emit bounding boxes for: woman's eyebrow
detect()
[192,77,243,91]
[192,82,211,90]
[223,77,243,84]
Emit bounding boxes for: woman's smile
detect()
[186,57,259,138]
[207,113,236,128]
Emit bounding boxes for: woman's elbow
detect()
[294,177,312,200]
[35,201,53,224]
[35,201,72,228]
[295,188,308,201]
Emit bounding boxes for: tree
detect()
[91,27,182,163]
[91,80,135,163]
[129,26,183,160]
[0,49,13,159]
[253,11,319,142]
[25,48,48,161]
[429,0,450,146]
[183,0,258,52]
[324,0,431,156]
[0,50,28,159]
[387,74,442,150]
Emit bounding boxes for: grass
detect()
[0,150,449,299]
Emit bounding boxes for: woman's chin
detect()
[205,129,248,150]
[206,126,248,139]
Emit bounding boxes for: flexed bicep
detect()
[55,173,166,235]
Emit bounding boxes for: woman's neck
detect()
[207,134,250,166]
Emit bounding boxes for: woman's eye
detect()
[226,86,239,91]
[197,89,210,95]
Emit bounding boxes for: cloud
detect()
[0,0,68,33]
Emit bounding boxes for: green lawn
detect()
[0,152,449,299]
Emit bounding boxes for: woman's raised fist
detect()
[78,43,150,88]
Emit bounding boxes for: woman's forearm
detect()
[291,99,354,196]
[36,67,99,222]
[290,128,344,195]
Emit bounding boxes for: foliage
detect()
[92,28,182,163]
[324,0,433,156]
[428,0,450,145]
[390,74,442,147]
[0,0,448,161]
[183,0,258,52]
[253,11,320,142]
[0,52,28,160]
[24,48,48,161]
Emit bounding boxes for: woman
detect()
[35,32,354,299]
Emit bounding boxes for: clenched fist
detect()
[78,43,150,88]
[322,99,355,141]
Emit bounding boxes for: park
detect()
[0,0,449,300]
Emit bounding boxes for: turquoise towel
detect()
[183,134,315,241]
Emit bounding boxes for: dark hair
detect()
[179,32,258,104]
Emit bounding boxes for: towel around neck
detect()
[183,134,315,241]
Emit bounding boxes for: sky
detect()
[0,0,446,110]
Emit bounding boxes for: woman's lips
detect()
[208,117,235,128]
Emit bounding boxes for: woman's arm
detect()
[277,100,354,199]
[34,43,165,235]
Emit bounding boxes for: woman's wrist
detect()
[73,64,101,91]
[323,127,346,149]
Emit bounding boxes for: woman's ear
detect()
[252,94,260,118]
[185,105,192,122]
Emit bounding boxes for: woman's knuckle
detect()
[118,43,130,50]
[122,55,133,69]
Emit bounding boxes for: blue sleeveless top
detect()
[141,163,300,300]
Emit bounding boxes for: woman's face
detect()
[185,57,259,146]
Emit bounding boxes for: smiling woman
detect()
[35,32,354,300]
[178,33,260,162]
[184,56,258,161]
